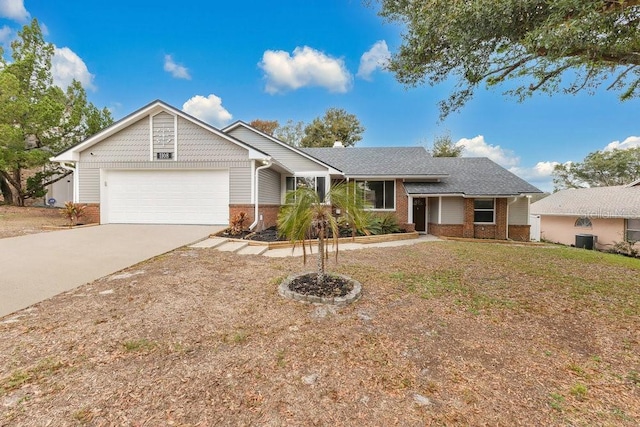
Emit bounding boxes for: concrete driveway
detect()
[0,224,223,318]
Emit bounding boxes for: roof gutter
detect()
[249,158,273,231]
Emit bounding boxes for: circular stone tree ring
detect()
[278,273,362,306]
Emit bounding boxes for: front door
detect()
[413,198,426,232]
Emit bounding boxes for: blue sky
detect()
[1,0,639,192]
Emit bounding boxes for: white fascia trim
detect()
[222,121,342,174]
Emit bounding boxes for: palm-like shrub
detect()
[277,181,367,286]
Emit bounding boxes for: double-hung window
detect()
[285,176,326,201]
[356,180,395,210]
[473,198,495,223]
[626,219,640,243]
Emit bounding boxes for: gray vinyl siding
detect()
[178,118,248,162]
[428,197,439,223]
[79,118,150,162]
[259,168,281,204]
[230,165,251,204]
[508,197,529,225]
[227,127,328,173]
[77,165,100,203]
[75,111,254,204]
[441,197,464,224]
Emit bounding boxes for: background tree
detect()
[377,0,640,117]
[427,132,464,157]
[300,108,364,148]
[249,119,279,135]
[0,19,112,206]
[274,119,305,147]
[552,147,640,190]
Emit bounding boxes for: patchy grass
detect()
[0,205,63,238]
[0,240,639,425]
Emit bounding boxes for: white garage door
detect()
[103,170,229,225]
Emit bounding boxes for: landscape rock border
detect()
[278,273,362,306]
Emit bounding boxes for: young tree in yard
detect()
[377,0,640,117]
[427,132,464,157]
[0,19,112,206]
[277,182,367,286]
[249,119,279,135]
[300,108,364,148]
[552,146,640,190]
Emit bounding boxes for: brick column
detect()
[395,179,409,225]
[463,198,475,238]
[495,198,507,240]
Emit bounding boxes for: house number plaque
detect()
[156,152,173,160]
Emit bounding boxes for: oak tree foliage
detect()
[427,132,464,157]
[249,119,279,135]
[377,0,640,117]
[300,108,364,148]
[552,146,640,189]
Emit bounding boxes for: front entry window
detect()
[474,198,495,223]
[356,180,395,210]
[286,176,326,201]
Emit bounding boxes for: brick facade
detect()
[462,198,475,238]
[508,225,531,242]
[394,179,409,225]
[428,223,464,237]
[229,204,280,231]
[425,197,530,241]
[81,203,100,224]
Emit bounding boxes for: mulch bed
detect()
[286,272,353,297]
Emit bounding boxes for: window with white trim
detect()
[575,217,592,228]
[285,176,326,200]
[356,180,395,210]
[626,218,640,242]
[473,198,495,223]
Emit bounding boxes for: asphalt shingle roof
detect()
[403,157,542,196]
[531,183,640,218]
[300,147,449,177]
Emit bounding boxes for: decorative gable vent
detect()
[152,112,176,160]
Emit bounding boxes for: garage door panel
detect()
[104,170,229,225]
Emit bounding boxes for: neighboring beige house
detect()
[50,100,542,240]
[531,180,640,250]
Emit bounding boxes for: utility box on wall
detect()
[575,234,596,250]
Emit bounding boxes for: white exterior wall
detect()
[259,168,281,204]
[508,197,529,225]
[441,197,464,224]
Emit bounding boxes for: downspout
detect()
[59,162,77,203]
[506,197,518,240]
[249,158,273,231]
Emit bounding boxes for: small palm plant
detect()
[277,181,367,286]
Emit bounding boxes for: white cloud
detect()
[259,46,352,94]
[456,135,560,191]
[182,94,232,127]
[357,40,390,81]
[0,24,12,43]
[0,0,30,23]
[51,46,96,91]
[456,135,520,167]
[602,135,640,151]
[163,54,191,80]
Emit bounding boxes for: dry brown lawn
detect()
[0,205,64,239]
[0,220,639,425]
